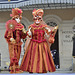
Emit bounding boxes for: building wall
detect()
[0,8,75,23]
[0,8,75,71]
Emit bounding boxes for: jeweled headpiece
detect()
[32,9,44,19]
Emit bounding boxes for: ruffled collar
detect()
[16,23,24,30]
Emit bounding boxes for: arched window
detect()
[47,21,57,27]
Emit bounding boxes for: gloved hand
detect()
[48,37,55,43]
[22,28,26,34]
[10,38,16,44]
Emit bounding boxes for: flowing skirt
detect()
[20,40,56,73]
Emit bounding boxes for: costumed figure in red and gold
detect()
[20,9,58,73]
[4,8,26,73]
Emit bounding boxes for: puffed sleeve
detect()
[44,27,51,37]
[48,26,58,43]
[44,26,58,44]
[27,27,32,38]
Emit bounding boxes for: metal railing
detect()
[0,0,75,10]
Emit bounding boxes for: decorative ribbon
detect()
[31,39,46,43]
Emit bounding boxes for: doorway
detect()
[47,21,60,69]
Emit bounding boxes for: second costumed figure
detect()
[20,9,58,73]
[4,8,26,73]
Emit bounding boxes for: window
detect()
[47,21,57,27]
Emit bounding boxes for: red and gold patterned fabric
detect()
[20,24,56,73]
[4,20,26,73]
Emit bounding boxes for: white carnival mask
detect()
[15,18,20,23]
[36,20,40,24]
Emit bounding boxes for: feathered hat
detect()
[10,8,23,19]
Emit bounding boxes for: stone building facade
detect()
[0,8,75,72]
